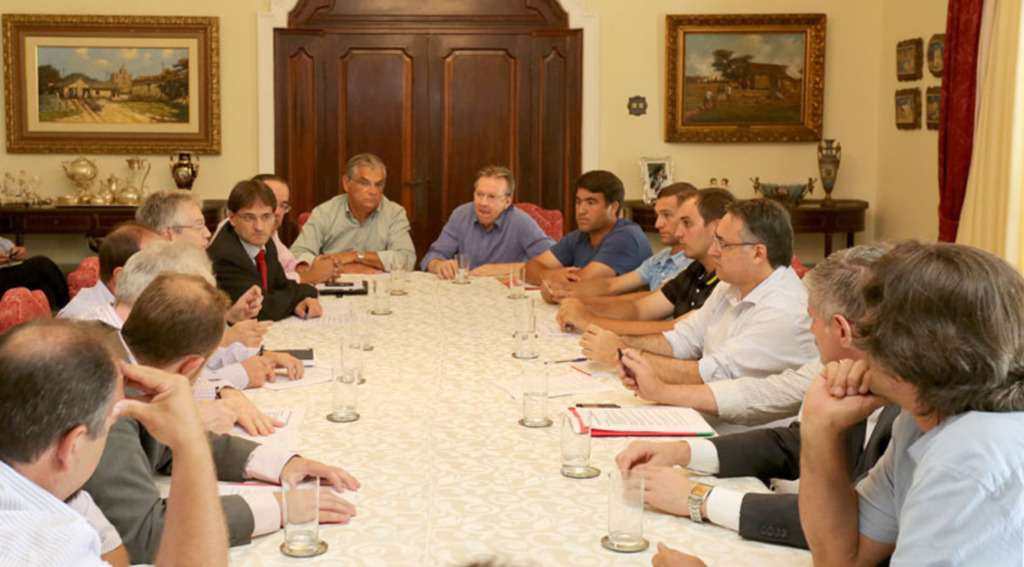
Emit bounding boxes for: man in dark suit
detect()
[616,244,893,553]
[208,179,322,321]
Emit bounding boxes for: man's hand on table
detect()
[636,466,696,518]
[226,285,263,324]
[428,259,458,280]
[616,439,692,470]
[579,324,625,366]
[275,457,362,525]
[218,387,284,436]
[556,298,590,332]
[196,400,239,434]
[262,351,304,381]
[242,355,276,388]
[651,543,708,567]
[298,255,341,284]
[294,297,323,319]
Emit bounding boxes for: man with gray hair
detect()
[75,239,291,436]
[291,152,416,273]
[137,189,263,324]
[615,245,899,552]
[420,165,554,279]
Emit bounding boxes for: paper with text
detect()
[584,406,715,436]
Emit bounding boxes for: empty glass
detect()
[508,265,526,299]
[280,473,327,557]
[326,364,359,423]
[601,469,649,553]
[519,364,551,428]
[370,278,392,315]
[454,253,470,284]
[512,298,537,359]
[390,257,410,296]
[561,410,600,478]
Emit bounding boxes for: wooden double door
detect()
[274,2,582,259]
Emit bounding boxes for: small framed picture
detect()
[927,34,946,78]
[895,88,921,130]
[926,87,942,130]
[897,38,924,81]
[639,157,673,203]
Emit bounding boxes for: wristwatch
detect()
[356,250,366,263]
[688,483,714,523]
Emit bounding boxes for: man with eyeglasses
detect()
[290,153,416,273]
[580,198,816,391]
[208,180,322,321]
[420,166,555,279]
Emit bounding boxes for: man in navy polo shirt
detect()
[525,170,651,291]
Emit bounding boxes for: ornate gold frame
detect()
[665,13,826,143]
[3,14,220,154]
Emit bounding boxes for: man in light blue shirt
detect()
[421,166,554,279]
[526,170,651,288]
[796,241,1024,567]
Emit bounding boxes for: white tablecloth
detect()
[233,273,812,566]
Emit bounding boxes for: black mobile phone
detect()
[618,348,635,379]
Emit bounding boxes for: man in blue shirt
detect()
[421,166,555,279]
[525,170,651,288]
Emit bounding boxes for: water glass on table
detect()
[601,469,649,553]
[390,257,410,296]
[519,364,551,428]
[280,474,327,557]
[561,410,600,478]
[327,363,360,423]
[453,253,470,284]
[508,265,526,299]
[370,278,392,315]
[512,298,537,359]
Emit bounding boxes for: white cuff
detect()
[704,486,745,532]
[239,491,281,537]
[244,445,299,483]
[685,439,721,475]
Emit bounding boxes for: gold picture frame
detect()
[3,14,220,154]
[895,88,921,130]
[665,13,826,143]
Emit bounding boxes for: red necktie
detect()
[255,249,268,290]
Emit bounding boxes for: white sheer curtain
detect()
[956,0,1024,268]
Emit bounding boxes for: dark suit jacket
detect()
[709,404,901,549]
[207,223,317,321]
[83,418,260,564]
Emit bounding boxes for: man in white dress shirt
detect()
[58,221,157,320]
[581,198,817,386]
[0,318,228,566]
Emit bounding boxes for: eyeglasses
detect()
[278,202,292,213]
[172,221,207,232]
[712,233,759,249]
[237,213,276,224]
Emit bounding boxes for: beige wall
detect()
[0,0,264,263]
[874,0,947,242]
[2,0,947,265]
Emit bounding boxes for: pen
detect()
[548,357,587,364]
[259,345,264,356]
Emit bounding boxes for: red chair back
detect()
[298,212,311,231]
[791,255,810,279]
[0,288,52,333]
[67,256,101,299]
[515,202,563,242]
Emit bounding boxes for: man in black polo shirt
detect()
[556,188,732,335]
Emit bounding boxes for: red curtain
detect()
[938,0,984,242]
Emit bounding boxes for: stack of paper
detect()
[579,406,715,437]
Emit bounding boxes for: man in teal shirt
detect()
[290,153,416,273]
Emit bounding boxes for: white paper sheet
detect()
[583,406,715,435]
[264,367,334,391]
[489,369,615,401]
[231,407,305,450]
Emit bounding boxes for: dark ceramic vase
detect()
[170,151,200,190]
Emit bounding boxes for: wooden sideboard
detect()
[625,198,869,257]
[0,199,226,246]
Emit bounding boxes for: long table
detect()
[235,274,812,566]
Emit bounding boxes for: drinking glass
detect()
[512,298,537,359]
[601,469,649,553]
[454,253,470,284]
[370,278,392,315]
[508,265,526,299]
[280,474,327,557]
[390,257,410,296]
[326,364,359,423]
[561,410,600,478]
[519,364,551,427]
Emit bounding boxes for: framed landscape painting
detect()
[665,13,826,143]
[3,14,220,154]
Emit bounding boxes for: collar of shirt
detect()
[343,193,382,224]
[473,205,513,232]
[723,265,793,307]
[239,238,266,264]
